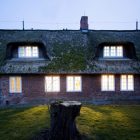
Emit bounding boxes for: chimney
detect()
[80,16,88,32]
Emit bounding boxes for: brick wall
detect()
[0,74,140,104]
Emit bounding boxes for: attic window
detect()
[18,46,39,58]
[104,46,123,57]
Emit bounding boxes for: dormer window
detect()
[18,46,39,58]
[104,46,123,58]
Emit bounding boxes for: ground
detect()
[0,105,140,140]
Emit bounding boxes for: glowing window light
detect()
[101,75,115,91]
[18,46,39,58]
[104,46,123,58]
[9,77,22,93]
[121,75,134,91]
[67,76,82,92]
[45,76,60,92]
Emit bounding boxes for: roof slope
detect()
[0,30,140,74]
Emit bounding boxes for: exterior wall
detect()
[0,74,140,105]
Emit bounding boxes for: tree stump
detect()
[48,101,82,140]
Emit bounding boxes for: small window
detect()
[66,76,82,92]
[101,75,115,91]
[9,77,22,93]
[104,46,123,57]
[121,75,134,91]
[45,76,60,92]
[18,46,39,58]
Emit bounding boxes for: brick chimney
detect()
[80,16,88,32]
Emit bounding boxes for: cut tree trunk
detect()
[48,101,82,140]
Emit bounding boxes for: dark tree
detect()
[48,101,82,140]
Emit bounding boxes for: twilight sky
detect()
[0,0,140,30]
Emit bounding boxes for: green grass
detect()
[0,105,140,140]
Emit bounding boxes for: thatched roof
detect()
[0,29,140,74]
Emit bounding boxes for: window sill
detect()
[9,93,23,96]
[99,58,131,61]
[8,58,47,62]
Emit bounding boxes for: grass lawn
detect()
[0,105,140,140]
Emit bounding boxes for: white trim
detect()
[45,76,60,92]
[120,75,134,91]
[66,76,82,92]
[18,46,39,58]
[9,76,22,93]
[103,46,123,58]
[101,75,115,91]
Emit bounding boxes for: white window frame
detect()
[103,46,123,58]
[120,75,134,91]
[18,46,39,58]
[101,75,115,91]
[45,76,60,92]
[9,76,22,93]
[66,76,82,92]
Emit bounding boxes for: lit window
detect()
[26,46,31,57]
[110,46,116,56]
[104,46,123,57]
[67,76,82,92]
[18,46,39,58]
[32,47,38,57]
[45,76,60,92]
[9,77,22,93]
[121,75,134,91]
[117,46,123,57]
[101,75,115,91]
[104,46,110,57]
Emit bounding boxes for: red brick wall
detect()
[0,74,140,104]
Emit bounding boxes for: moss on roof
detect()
[0,30,140,74]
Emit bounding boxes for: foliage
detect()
[39,43,87,72]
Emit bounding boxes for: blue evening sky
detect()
[0,0,140,30]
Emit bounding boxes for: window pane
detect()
[128,75,134,90]
[32,47,38,57]
[67,76,74,91]
[110,46,116,56]
[121,75,127,90]
[53,77,60,92]
[26,46,31,57]
[10,77,15,92]
[10,77,21,93]
[75,76,81,91]
[104,46,109,57]
[121,75,134,91]
[108,75,114,90]
[45,77,52,92]
[102,75,114,91]
[117,46,123,57]
[18,47,25,57]
[45,76,60,92]
[103,46,123,58]
[16,77,21,92]
[102,75,108,91]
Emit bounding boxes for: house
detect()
[0,16,140,105]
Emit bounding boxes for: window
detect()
[67,76,82,92]
[9,77,22,93]
[101,75,115,91]
[121,75,134,91]
[104,46,123,57]
[45,76,60,92]
[18,46,39,58]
